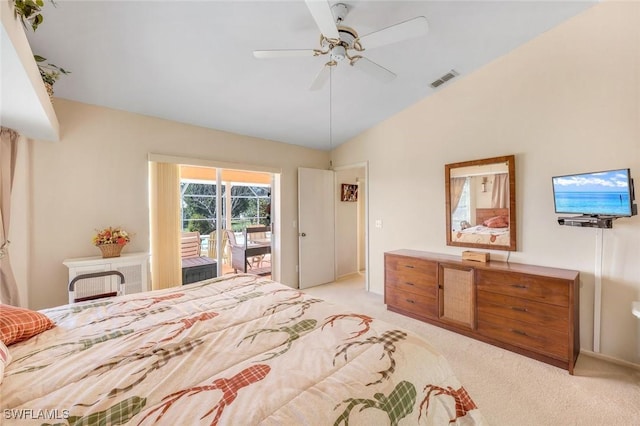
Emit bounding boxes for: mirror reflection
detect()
[445,155,516,251]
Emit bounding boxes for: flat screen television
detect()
[552,168,637,217]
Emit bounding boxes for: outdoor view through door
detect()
[180,166,272,278]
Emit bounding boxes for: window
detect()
[181,182,217,234]
[229,185,271,230]
[181,181,271,234]
[451,178,470,231]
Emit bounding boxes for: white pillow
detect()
[0,340,11,384]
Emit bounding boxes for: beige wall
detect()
[333,1,640,365]
[21,99,328,310]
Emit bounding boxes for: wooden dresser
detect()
[385,249,580,374]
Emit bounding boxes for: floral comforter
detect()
[2,274,485,425]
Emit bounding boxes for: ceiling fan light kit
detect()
[253,1,429,90]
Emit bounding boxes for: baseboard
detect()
[336,272,362,281]
[580,349,640,371]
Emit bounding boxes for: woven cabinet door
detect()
[438,264,475,330]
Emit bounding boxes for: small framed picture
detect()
[341,184,358,202]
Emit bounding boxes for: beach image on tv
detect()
[553,170,631,216]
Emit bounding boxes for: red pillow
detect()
[483,215,509,228]
[0,304,55,345]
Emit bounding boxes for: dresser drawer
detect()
[386,255,437,280]
[386,290,438,319]
[476,269,569,307]
[385,277,437,299]
[477,291,569,334]
[477,311,568,360]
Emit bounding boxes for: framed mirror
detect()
[445,154,516,251]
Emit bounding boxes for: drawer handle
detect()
[512,329,527,336]
[405,282,415,286]
[404,265,415,269]
[406,299,416,304]
[511,284,528,289]
[511,306,527,312]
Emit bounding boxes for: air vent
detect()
[430,70,459,88]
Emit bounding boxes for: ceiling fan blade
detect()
[305,0,339,40]
[351,57,396,83]
[309,64,331,91]
[253,49,318,59]
[359,16,429,50]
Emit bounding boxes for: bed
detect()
[1,274,485,425]
[451,208,510,246]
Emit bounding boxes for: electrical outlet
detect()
[375,219,383,229]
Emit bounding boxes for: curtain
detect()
[450,177,467,214]
[149,161,182,290]
[492,173,509,208]
[0,127,20,306]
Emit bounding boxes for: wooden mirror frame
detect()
[445,154,516,251]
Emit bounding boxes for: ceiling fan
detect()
[253,0,429,90]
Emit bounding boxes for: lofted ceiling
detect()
[19,0,597,150]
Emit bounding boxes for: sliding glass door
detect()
[179,166,273,277]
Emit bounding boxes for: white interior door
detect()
[298,167,335,289]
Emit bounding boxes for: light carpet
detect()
[303,274,640,426]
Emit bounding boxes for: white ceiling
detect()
[21,1,597,150]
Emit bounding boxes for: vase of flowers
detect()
[93,227,130,258]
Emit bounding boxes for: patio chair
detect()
[208,230,229,265]
[226,229,249,273]
[181,231,216,284]
[246,225,271,268]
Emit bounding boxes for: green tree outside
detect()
[181,182,270,234]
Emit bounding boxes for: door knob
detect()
[299,232,306,237]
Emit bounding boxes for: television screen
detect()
[552,168,636,217]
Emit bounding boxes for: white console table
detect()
[63,252,149,303]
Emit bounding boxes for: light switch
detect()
[375,219,383,229]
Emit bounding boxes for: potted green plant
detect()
[12,0,45,31]
[12,0,69,97]
[34,55,70,96]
